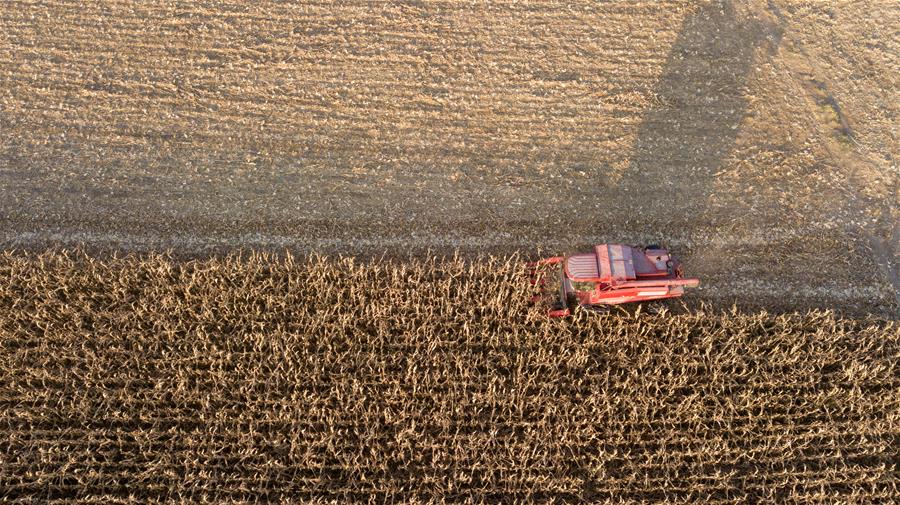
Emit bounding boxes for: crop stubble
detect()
[0,1,898,315]
[1,252,897,503]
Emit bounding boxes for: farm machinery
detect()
[528,244,700,317]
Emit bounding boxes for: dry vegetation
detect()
[1,251,897,503]
[0,1,898,499]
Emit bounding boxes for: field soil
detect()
[1,252,898,503]
[0,0,897,315]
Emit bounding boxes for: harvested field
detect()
[1,0,898,315]
[1,252,898,503]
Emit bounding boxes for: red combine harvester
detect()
[529,244,699,317]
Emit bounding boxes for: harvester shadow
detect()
[617,1,780,228]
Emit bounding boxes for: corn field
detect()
[0,251,897,503]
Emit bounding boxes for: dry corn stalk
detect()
[0,251,897,504]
